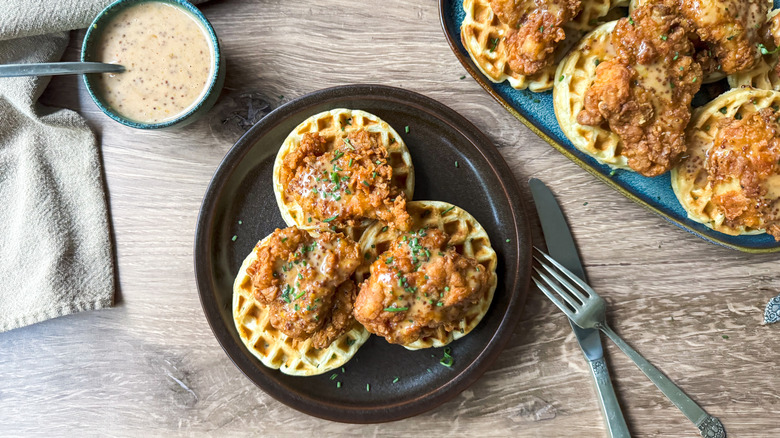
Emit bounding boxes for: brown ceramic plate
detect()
[194,84,531,423]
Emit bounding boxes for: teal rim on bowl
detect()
[81,0,225,129]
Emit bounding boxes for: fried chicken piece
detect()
[707,109,780,240]
[353,228,490,346]
[491,0,581,75]
[680,0,767,75]
[247,227,362,347]
[577,1,702,176]
[280,130,412,231]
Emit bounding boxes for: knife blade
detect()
[529,178,629,438]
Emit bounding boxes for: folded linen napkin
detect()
[0,1,117,332]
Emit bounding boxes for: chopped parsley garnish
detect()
[488,37,499,52]
[231,235,237,242]
[559,74,565,82]
[439,347,454,367]
[404,125,410,133]
[392,377,399,384]
[384,305,409,312]
[323,214,339,222]
[759,43,780,55]
[281,284,293,303]
[455,161,459,168]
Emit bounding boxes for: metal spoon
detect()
[0,62,124,78]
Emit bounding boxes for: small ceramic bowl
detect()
[81,0,225,129]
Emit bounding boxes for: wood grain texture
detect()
[1,0,779,436]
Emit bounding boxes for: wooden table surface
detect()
[2,0,778,436]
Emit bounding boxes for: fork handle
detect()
[599,324,726,438]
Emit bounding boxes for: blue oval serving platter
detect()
[439,0,780,253]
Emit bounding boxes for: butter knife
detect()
[529,178,630,438]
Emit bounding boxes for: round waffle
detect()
[672,87,780,237]
[459,0,621,92]
[232,233,370,376]
[272,108,415,241]
[459,0,555,91]
[553,21,631,169]
[355,201,498,350]
[728,9,780,90]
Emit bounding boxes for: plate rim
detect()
[194,84,533,423]
[438,0,780,254]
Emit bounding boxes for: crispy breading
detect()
[247,227,362,347]
[680,0,767,75]
[490,0,581,75]
[578,1,702,176]
[281,130,412,231]
[707,109,780,240]
[353,228,490,346]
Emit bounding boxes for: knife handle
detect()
[589,356,630,438]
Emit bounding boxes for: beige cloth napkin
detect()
[0,0,118,332]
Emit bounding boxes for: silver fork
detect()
[532,247,726,438]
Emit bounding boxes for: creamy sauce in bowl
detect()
[94,1,215,124]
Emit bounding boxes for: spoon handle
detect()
[0,62,124,78]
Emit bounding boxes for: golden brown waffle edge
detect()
[355,200,498,350]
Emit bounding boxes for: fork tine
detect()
[533,266,583,311]
[532,276,577,319]
[533,247,597,296]
[533,256,590,304]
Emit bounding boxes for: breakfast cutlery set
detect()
[530,179,725,438]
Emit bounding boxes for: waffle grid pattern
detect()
[272,108,415,241]
[728,10,780,91]
[553,21,630,169]
[671,88,779,237]
[356,201,498,350]
[232,241,370,376]
[460,0,557,91]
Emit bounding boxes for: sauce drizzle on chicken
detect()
[280,129,412,231]
[353,228,490,345]
[247,227,362,349]
[707,108,780,240]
